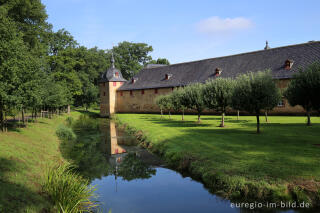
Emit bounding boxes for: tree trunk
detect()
[197,113,201,123]
[4,111,7,132]
[169,111,171,119]
[22,109,25,126]
[256,114,260,134]
[220,112,225,127]
[67,105,71,114]
[237,110,239,121]
[182,109,184,121]
[265,111,268,123]
[0,109,4,132]
[35,110,38,122]
[307,110,311,126]
[160,109,163,118]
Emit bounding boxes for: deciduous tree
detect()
[285,62,320,126]
[203,78,235,127]
[232,70,281,133]
[170,88,187,120]
[182,83,206,123]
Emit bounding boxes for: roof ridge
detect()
[144,41,320,70]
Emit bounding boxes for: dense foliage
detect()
[232,70,281,133]
[285,62,320,125]
[203,78,235,127]
[155,70,282,132]
[0,0,169,132]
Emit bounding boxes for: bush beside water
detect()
[48,116,100,212]
[43,163,98,213]
[56,124,76,142]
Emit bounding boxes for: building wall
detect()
[100,81,124,117]
[113,79,306,115]
[116,87,173,113]
[99,82,109,117]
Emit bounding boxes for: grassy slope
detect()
[0,112,80,213]
[116,114,320,202]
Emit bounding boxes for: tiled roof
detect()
[118,41,320,90]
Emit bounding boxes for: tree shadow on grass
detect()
[139,116,211,128]
[76,110,100,118]
[0,158,49,212]
[164,125,320,181]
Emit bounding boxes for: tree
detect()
[155,94,173,118]
[1,0,51,56]
[48,29,78,56]
[170,88,187,120]
[155,95,166,118]
[182,83,206,122]
[147,58,170,65]
[0,14,28,131]
[232,70,281,133]
[203,78,235,127]
[285,62,320,126]
[111,41,153,79]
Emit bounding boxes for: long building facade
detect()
[99,41,320,117]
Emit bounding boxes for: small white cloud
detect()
[196,16,253,35]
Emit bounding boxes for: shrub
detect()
[56,124,76,142]
[43,163,99,213]
[66,117,74,127]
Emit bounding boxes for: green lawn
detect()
[0,112,81,212]
[116,113,320,202]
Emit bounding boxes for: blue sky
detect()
[43,0,320,64]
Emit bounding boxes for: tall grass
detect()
[43,163,99,213]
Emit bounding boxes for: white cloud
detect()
[196,16,253,35]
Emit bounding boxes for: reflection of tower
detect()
[98,52,127,117]
[115,164,118,193]
[107,120,128,193]
[109,121,126,155]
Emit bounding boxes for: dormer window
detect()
[131,77,138,83]
[165,74,172,80]
[285,60,294,70]
[215,68,222,76]
[115,72,119,77]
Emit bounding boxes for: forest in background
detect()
[0,0,169,131]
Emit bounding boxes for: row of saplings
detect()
[155,62,320,133]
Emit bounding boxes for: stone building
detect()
[99,41,320,117]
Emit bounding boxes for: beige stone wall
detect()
[116,88,173,113]
[99,82,109,117]
[100,81,124,117]
[112,79,306,115]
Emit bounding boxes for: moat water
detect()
[62,114,312,213]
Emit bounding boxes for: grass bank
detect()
[0,112,82,212]
[115,114,320,206]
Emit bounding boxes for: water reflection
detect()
[60,115,110,180]
[59,114,309,213]
[59,115,158,182]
